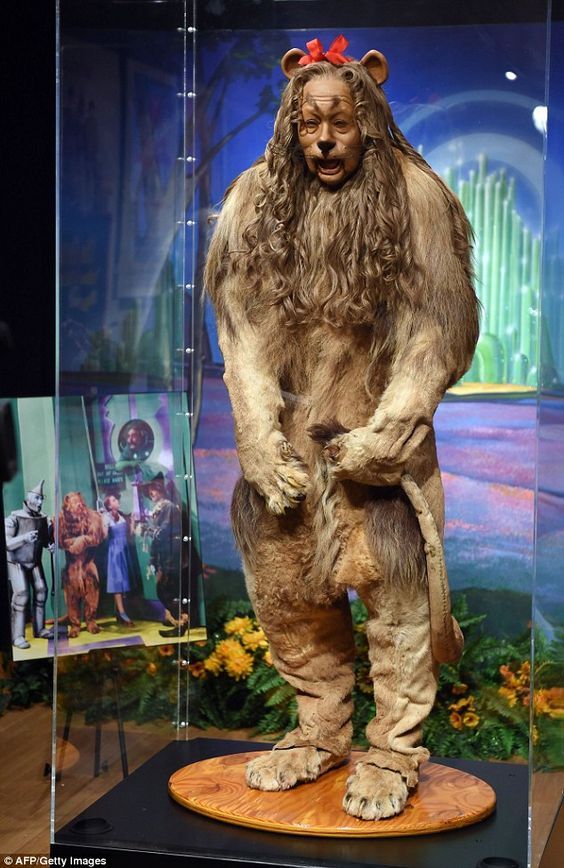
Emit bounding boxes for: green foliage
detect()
[2,595,561,770]
[0,653,53,715]
[189,596,561,766]
[55,644,183,726]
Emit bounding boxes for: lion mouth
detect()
[317,159,342,175]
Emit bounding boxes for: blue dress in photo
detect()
[106,518,131,594]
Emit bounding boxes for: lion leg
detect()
[83,561,101,634]
[231,476,356,791]
[64,566,82,638]
[344,579,437,820]
[245,568,356,792]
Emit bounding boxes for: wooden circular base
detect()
[169,750,496,837]
[55,736,80,773]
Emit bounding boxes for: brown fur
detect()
[231,477,267,561]
[308,420,351,445]
[365,487,426,587]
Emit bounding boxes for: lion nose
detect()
[318,139,336,156]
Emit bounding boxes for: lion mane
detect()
[59,492,105,557]
[207,61,475,348]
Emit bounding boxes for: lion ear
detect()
[281,48,307,79]
[360,50,389,85]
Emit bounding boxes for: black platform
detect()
[52,738,528,868]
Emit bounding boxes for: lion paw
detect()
[323,427,404,486]
[86,621,100,634]
[343,764,409,820]
[254,435,309,515]
[246,747,334,791]
[266,460,309,515]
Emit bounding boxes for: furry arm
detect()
[59,512,105,555]
[205,170,309,514]
[325,164,479,484]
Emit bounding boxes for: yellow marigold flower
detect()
[224,616,254,636]
[204,651,223,675]
[146,662,157,676]
[518,660,531,679]
[449,711,463,730]
[462,712,480,728]
[216,638,244,660]
[241,629,268,651]
[499,686,518,707]
[451,683,468,696]
[534,689,551,715]
[264,650,273,666]
[224,647,254,680]
[449,696,472,712]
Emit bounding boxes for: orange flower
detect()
[146,662,157,676]
[534,687,564,718]
[158,644,174,656]
[188,661,206,679]
[449,696,473,712]
[449,711,463,730]
[263,650,273,666]
[499,661,531,706]
[451,683,468,696]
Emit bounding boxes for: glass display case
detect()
[47,2,562,866]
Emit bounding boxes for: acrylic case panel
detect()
[50,1,561,866]
[52,0,204,857]
[190,2,554,867]
[530,9,564,868]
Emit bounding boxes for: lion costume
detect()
[59,492,105,638]
[205,36,479,820]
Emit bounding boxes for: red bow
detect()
[298,34,353,67]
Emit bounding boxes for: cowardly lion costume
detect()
[205,36,479,820]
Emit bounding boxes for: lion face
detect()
[297,78,362,187]
[62,492,87,516]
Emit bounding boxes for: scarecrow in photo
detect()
[5,480,55,650]
[140,474,187,635]
[205,35,478,819]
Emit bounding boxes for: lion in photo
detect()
[59,491,105,638]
